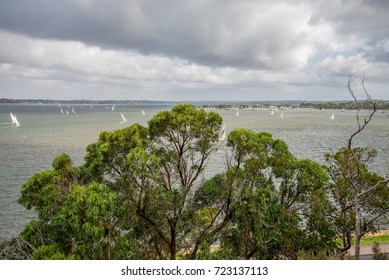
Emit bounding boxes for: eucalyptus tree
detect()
[130,104,223,259]
[84,104,223,259]
[194,128,335,259]
[14,152,133,260]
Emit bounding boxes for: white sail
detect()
[10,113,20,126]
[10,112,16,123]
[218,124,226,141]
[120,112,127,123]
[112,105,115,111]
[66,110,69,115]
[72,107,76,114]
[141,109,146,116]
[270,110,274,115]
[61,108,64,114]
[280,112,284,119]
[236,110,239,116]
[330,113,335,120]
[14,116,20,127]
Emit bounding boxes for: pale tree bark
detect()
[345,75,389,260]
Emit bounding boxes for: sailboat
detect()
[270,110,274,115]
[72,107,76,114]
[112,105,115,111]
[236,110,239,116]
[330,113,335,120]
[280,112,284,119]
[10,112,21,127]
[120,112,128,124]
[141,109,146,116]
[66,110,69,115]
[60,108,64,114]
[218,124,226,141]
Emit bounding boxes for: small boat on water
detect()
[330,113,335,120]
[120,112,128,124]
[218,124,226,141]
[141,109,146,116]
[10,112,21,127]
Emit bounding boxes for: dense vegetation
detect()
[299,100,389,111]
[1,103,388,260]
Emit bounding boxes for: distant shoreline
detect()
[2,98,389,111]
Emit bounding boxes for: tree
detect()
[133,104,223,259]
[8,153,80,259]
[325,76,389,259]
[13,151,137,260]
[18,153,77,222]
[82,104,223,259]
[197,128,336,259]
[46,182,134,260]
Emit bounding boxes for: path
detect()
[348,243,389,260]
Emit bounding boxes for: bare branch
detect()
[358,177,389,198]
[347,76,377,150]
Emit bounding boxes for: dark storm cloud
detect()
[0,1,139,49]
[0,0,319,70]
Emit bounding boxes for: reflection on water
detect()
[0,104,388,239]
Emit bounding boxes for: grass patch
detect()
[358,234,389,246]
[336,231,389,246]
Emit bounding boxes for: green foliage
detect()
[325,147,389,252]
[19,221,49,252]
[32,244,78,260]
[18,153,77,221]
[83,123,148,184]
[210,128,336,259]
[52,182,123,259]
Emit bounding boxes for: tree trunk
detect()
[354,197,361,260]
[170,223,177,260]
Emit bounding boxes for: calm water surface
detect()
[1,104,388,239]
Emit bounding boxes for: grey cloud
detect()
[1,0,389,101]
[0,0,318,70]
[309,0,389,37]
[307,0,389,67]
[370,51,389,64]
[362,41,389,64]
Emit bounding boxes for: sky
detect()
[0,0,388,101]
